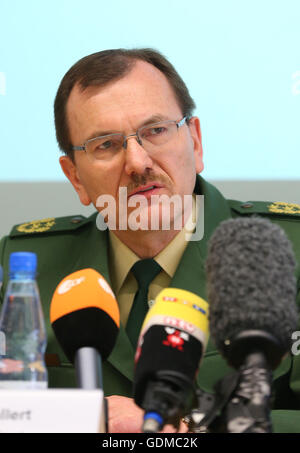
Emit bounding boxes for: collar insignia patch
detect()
[16,218,56,234]
[268,201,300,215]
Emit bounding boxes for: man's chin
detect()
[96,190,191,232]
[119,205,185,232]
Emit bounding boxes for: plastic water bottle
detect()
[0,252,48,389]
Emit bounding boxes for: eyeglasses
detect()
[72,117,187,162]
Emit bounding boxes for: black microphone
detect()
[50,268,120,390]
[133,288,209,433]
[205,217,298,432]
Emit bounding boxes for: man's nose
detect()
[123,135,154,176]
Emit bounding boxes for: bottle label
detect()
[0,332,5,355]
[0,381,48,390]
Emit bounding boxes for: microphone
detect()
[133,287,209,433]
[50,268,120,389]
[205,217,298,432]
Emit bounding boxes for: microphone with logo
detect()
[133,288,209,433]
[50,268,120,390]
[205,217,298,433]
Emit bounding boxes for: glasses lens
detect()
[139,121,177,147]
[86,134,124,160]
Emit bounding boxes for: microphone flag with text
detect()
[50,268,120,389]
[133,287,209,433]
[202,217,299,433]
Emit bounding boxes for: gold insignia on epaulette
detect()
[268,201,300,215]
[17,218,55,234]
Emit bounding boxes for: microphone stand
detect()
[74,347,103,389]
[223,352,273,433]
[75,347,109,433]
[185,355,273,433]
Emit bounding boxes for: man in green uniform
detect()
[0,49,300,432]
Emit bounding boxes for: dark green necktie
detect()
[126,258,162,348]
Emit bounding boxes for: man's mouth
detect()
[128,183,163,198]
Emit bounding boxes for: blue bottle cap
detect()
[9,252,37,274]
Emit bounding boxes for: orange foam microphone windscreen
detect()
[50,268,120,363]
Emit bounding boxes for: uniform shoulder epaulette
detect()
[228,200,300,218]
[9,213,97,238]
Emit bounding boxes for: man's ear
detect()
[188,116,204,174]
[59,155,91,206]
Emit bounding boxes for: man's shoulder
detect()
[228,199,300,219]
[0,211,102,264]
[7,213,98,239]
[227,199,300,232]
[227,198,300,261]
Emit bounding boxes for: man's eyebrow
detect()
[84,115,169,142]
[139,115,168,127]
[85,129,117,142]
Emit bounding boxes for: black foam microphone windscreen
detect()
[206,217,298,369]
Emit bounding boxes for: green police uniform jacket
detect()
[1,175,300,432]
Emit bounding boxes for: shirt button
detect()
[70,216,83,224]
[241,203,254,209]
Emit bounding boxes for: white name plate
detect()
[0,389,105,433]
